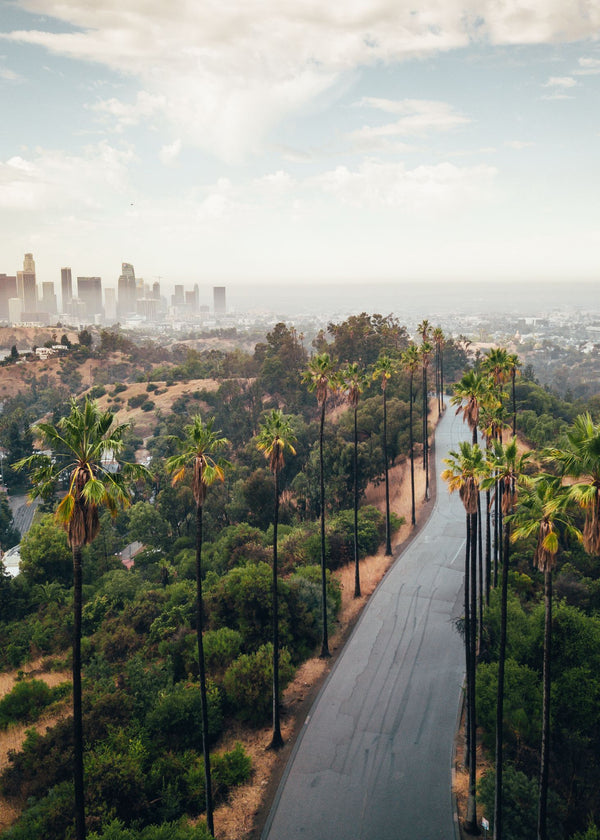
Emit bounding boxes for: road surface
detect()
[263,407,470,840]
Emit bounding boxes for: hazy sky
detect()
[1,1,600,291]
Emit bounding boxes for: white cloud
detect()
[310,159,497,212]
[159,139,181,166]
[575,56,600,75]
[350,98,471,152]
[505,140,535,149]
[3,1,600,161]
[542,75,578,99]
[89,91,166,131]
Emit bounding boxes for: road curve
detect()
[262,407,470,840]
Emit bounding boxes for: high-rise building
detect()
[213,286,226,317]
[17,253,37,314]
[0,274,17,320]
[41,282,57,315]
[61,268,73,310]
[172,285,184,308]
[8,298,22,324]
[117,262,137,318]
[77,276,103,320]
[104,288,117,323]
[23,253,35,274]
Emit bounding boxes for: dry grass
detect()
[0,659,71,832]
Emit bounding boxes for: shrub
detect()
[203,628,243,674]
[0,679,68,729]
[127,393,147,409]
[88,818,213,839]
[112,383,127,394]
[223,644,294,725]
[89,385,106,399]
[141,400,155,412]
[183,743,252,814]
[145,680,223,750]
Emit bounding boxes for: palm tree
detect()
[451,370,493,445]
[442,441,487,835]
[507,353,521,437]
[420,341,434,501]
[482,438,530,840]
[372,354,395,555]
[302,352,336,658]
[433,326,445,413]
[401,344,421,527]
[256,409,297,749]
[512,476,579,840]
[547,412,600,555]
[16,398,147,840]
[166,415,230,837]
[340,363,370,596]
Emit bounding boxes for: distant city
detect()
[0,253,227,329]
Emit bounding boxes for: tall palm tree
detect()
[451,370,492,445]
[547,412,600,555]
[372,354,395,555]
[512,476,579,840]
[166,415,230,837]
[401,344,421,527]
[442,441,487,835]
[420,341,434,501]
[256,409,297,749]
[16,398,147,840]
[302,352,336,658]
[433,326,445,413]
[482,438,530,840]
[507,353,521,437]
[340,362,370,596]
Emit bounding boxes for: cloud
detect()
[575,56,600,74]
[159,139,181,166]
[310,159,497,212]
[542,75,578,99]
[3,1,600,160]
[505,140,535,149]
[349,98,471,151]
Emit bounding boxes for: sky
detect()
[1,0,600,295]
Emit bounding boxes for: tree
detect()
[419,341,434,501]
[302,352,337,658]
[443,440,487,834]
[433,326,445,413]
[340,362,370,595]
[16,398,146,840]
[372,354,395,555]
[512,476,580,840]
[451,370,493,444]
[401,344,421,527]
[256,408,297,748]
[547,413,600,556]
[482,438,530,840]
[166,415,230,837]
[19,514,71,586]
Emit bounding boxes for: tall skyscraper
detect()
[77,276,103,320]
[104,288,117,323]
[172,285,184,308]
[17,253,37,314]
[117,262,137,317]
[0,274,17,321]
[61,268,73,310]
[213,286,226,317]
[41,282,57,315]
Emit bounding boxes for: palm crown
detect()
[166,415,230,506]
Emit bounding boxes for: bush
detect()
[145,680,223,750]
[127,393,147,409]
[141,400,155,412]
[478,765,564,840]
[112,383,127,394]
[88,818,213,839]
[184,742,252,814]
[0,678,68,729]
[203,627,243,674]
[223,644,295,725]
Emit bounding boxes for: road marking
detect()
[450,540,466,566]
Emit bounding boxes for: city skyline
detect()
[1,3,600,289]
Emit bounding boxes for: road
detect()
[7,493,41,537]
[262,407,470,840]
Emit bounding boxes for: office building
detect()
[77,276,103,321]
[41,282,57,315]
[61,268,73,310]
[0,274,17,320]
[117,262,137,317]
[8,298,22,324]
[213,286,226,317]
[104,288,117,323]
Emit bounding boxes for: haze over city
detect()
[2,1,600,292]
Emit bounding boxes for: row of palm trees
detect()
[15,323,444,840]
[444,349,600,840]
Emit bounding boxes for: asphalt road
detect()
[262,407,470,840]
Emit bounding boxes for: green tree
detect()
[372,354,395,555]
[302,352,337,658]
[443,441,487,834]
[512,476,580,840]
[340,363,370,596]
[16,397,147,840]
[401,344,421,527]
[19,514,71,586]
[482,438,530,840]
[256,409,297,749]
[166,415,230,838]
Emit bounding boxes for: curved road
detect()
[263,407,470,840]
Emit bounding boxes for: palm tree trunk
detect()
[477,494,483,641]
[319,401,330,657]
[196,504,214,837]
[493,483,500,588]
[440,346,445,410]
[353,405,361,597]
[423,366,430,501]
[270,471,284,748]
[511,370,517,437]
[465,509,479,834]
[494,519,511,840]
[537,571,552,840]
[409,372,416,527]
[383,388,392,556]
[464,515,472,769]
[485,488,492,606]
[73,544,86,840]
